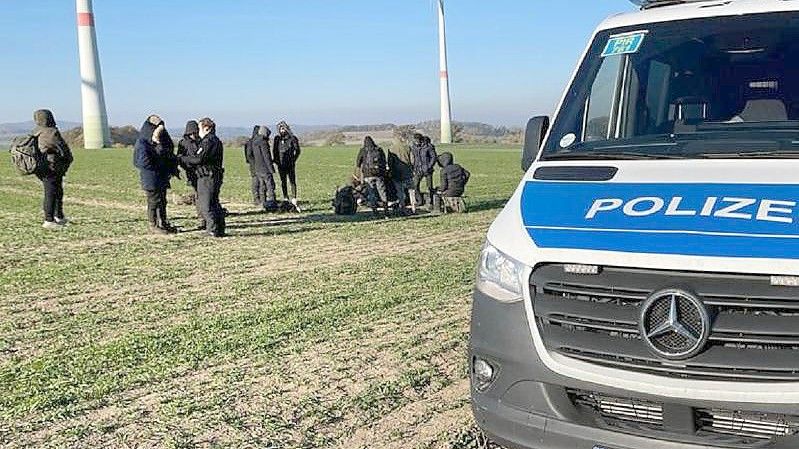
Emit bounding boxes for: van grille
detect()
[697,409,799,440]
[532,265,799,381]
[568,389,799,445]
[569,389,663,426]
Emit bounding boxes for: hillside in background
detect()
[1,120,521,148]
[303,121,524,147]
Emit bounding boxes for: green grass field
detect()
[0,143,520,448]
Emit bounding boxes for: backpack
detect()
[333,186,357,215]
[365,147,386,175]
[9,135,43,176]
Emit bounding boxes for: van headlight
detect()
[476,242,526,302]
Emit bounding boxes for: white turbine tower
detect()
[76,0,110,149]
[437,0,453,144]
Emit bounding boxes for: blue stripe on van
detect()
[520,181,799,259]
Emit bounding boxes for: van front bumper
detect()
[469,288,799,449]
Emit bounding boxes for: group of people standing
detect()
[23,109,470,233]
[133,115,225,237]
[354,132,470,215]
[244,121,302,212]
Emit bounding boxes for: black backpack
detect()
[333,186,357,215]
[9,135,43,176]
[365,147,386,174]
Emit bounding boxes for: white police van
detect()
[470,1,799,448]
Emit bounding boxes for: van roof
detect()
[599,0,799,31]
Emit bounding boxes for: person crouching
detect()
[133,115,179,234]
[356,136,389,214]
[437,152,471,213]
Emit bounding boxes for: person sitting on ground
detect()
[31,109,73,230]
[437,152,471,213]
[247,125,278,212]
[134,115,179,234]
[355,136,389,213]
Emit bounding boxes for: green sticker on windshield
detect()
[602,31,647,57]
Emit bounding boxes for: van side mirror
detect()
[522,116,550,171]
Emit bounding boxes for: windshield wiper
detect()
[544,150,687,161]
[696,150,799,159]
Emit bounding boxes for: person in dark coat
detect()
[177,121,200,192]
[244,125,261,205]
[180,117,225,237]
[387,148,413,215]
[355,136,388,212]
[410,133,438,205]
[438,152,470,197]
[133,115,178,234]
[272,121,301,209]
[247,125,278,211]
[32,109,73,229]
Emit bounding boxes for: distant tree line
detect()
[304,121,524,147]
[63,126,139,148]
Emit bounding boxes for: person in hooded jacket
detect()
[247,125,278,211]
[32,109,73,229]
[355,136,388,212]
[180,117,225,237]
[387,148,413,215]
[133,115,179,234]
[437,152,470,212]
[177,121,200,192]
[272,121,302,209]
[244,125,261,205]
[410,133,438,206]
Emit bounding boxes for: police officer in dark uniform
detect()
[180,117,225,237]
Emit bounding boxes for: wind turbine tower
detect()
[437,0,453,144]
[76,0,110,149]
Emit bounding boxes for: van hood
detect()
[489,159,799,275]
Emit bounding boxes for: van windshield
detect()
[541,12,799,161]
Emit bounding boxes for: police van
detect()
[470,0,799,448]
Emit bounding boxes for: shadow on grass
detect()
[466,198,508,213]
[225,209,441,232]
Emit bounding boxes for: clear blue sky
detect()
[1,0,633,128]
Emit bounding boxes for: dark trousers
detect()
[413,172,435,205]
[248,165,261,203]
[363,176,388,208]
[255,172,276,205]
[145,188,168,227]
[197,174,225,236]
[39,173,64,222]
[413,172,434,195]
[251,175,261,203]
[277,164,297,200]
